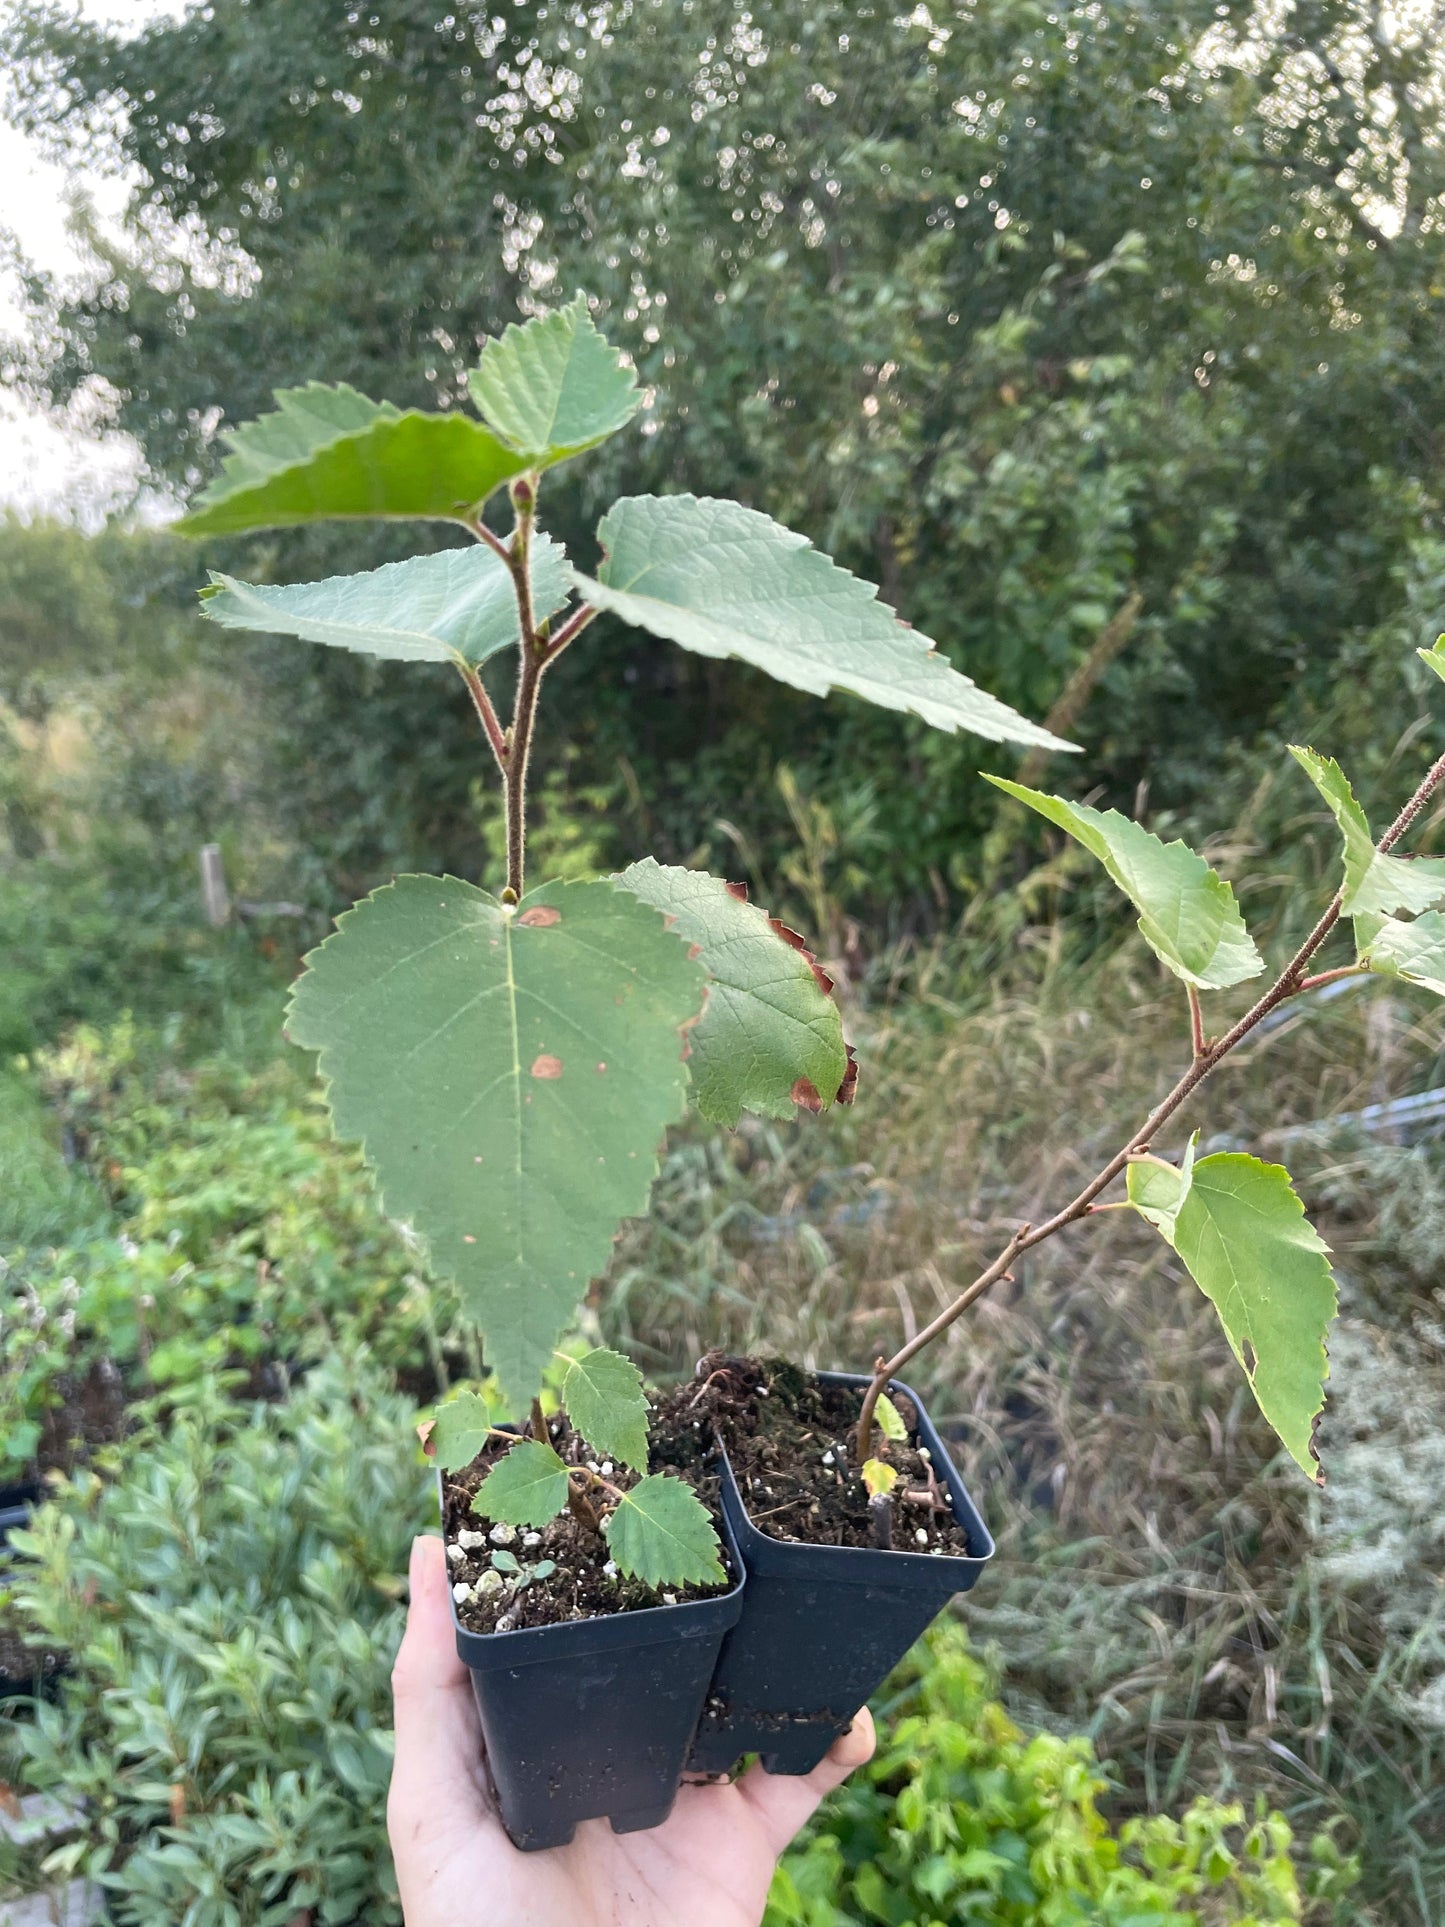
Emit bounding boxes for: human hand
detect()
[388,1534,875,1927]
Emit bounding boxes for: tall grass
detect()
[603,938,1445,1924]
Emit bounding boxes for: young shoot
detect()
[428,1347,725,1592]
[177,288,1445,1543]
[853,727,1445,1481]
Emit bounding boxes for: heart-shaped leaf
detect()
[556,1346,650,1472]
[617,858,851,1126]
[603,1473,727,1588]
[474,1439,571,1527]
[1126,1150,1336,1483]
[430,1389,495,1472]
[200,537,571,666]
[571,495,1071,749]
[1290,747,1445,917]
[862,1458,899,1497]
[286,875,707,1405]
[468,295,641,468]
[179,383,530,536]
[986,777,1263,990]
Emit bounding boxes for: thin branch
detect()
[491,471,543,903]
[468,517,513,564]
[1015,589,1143,786]
[503,642,543,902]
[566,1476,602,1535]
[542,602,598,666]
[1296,963,1371,995]
[853,747,1445,1461]
[1187,984,1207,1060]
[458,664,508,771]
[508,475,538,655]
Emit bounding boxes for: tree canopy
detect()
[5,0,1444,913]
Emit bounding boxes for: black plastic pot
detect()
[686,1371,994,1778]
[445,1492,744,1851]
[0,1481,39,1558]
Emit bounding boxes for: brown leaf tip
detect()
[791,1076,825,1113]
[415,1419,437,1458]
[837,1045,859,1106]
[724,880,749,903]
[530,1054,564,1079]
[766,913,835,996]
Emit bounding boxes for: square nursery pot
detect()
[686,1371,994,1778]
[442,1480,745,1851]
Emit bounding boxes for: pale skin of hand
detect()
[388,1534,876,1927]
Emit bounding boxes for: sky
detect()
[0,0,187,523]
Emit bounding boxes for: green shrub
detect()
[0,1365,1352,1926]
[0,1021,469,1484]
[0,1363,425,1923]
[767,1625,1358,1927]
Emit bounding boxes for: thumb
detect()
[735,1707,876,1858]
[388,1535,492,1848]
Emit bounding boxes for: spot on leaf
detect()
[530,1055,564,1079]
[518,906,562,927]
[792,1076,824,1113]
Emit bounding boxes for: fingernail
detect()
[409,1534,428,1592]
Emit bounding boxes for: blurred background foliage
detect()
[1,0,1445,1919]
[5,0,1445,917]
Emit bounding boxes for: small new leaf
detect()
[468,295,641,468]
[474,1439,571,1528]
[861,1457,899,1497]
[572,495,1071,749]
[556,1347,650,1472]
[617,859,850,1125]
[1124,1135,1198,1240]
[200,539,571,667]
[1418,641,1445,686]
[1125,1151,1336,1483]
[1290,748,1445,916]
[874,1393,908,1443]
[1358,910,1445,995]
[985,778,1263,990]
[603,1474,727,1588]
[429,1389,494,1472]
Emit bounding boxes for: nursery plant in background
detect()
[184,293,1445,1850]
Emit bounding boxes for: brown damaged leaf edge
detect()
[723,879,858,1108]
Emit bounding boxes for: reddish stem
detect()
[459,664,508,770]
[543,602,598,665]
[853,747,1445,1462]
[1187,984,1207,1059]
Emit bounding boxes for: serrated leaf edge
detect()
[283,875,707,1330]
[614,860,857,1116]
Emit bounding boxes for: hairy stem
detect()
[542,602,598,665]
[1187,984,1206,1059]
[503,637,544,903]
[853,747,1445,1462]
[465,477,545,902]
[471,518,513,565]
[1296,963,1372,994]
[459,664,509,771]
